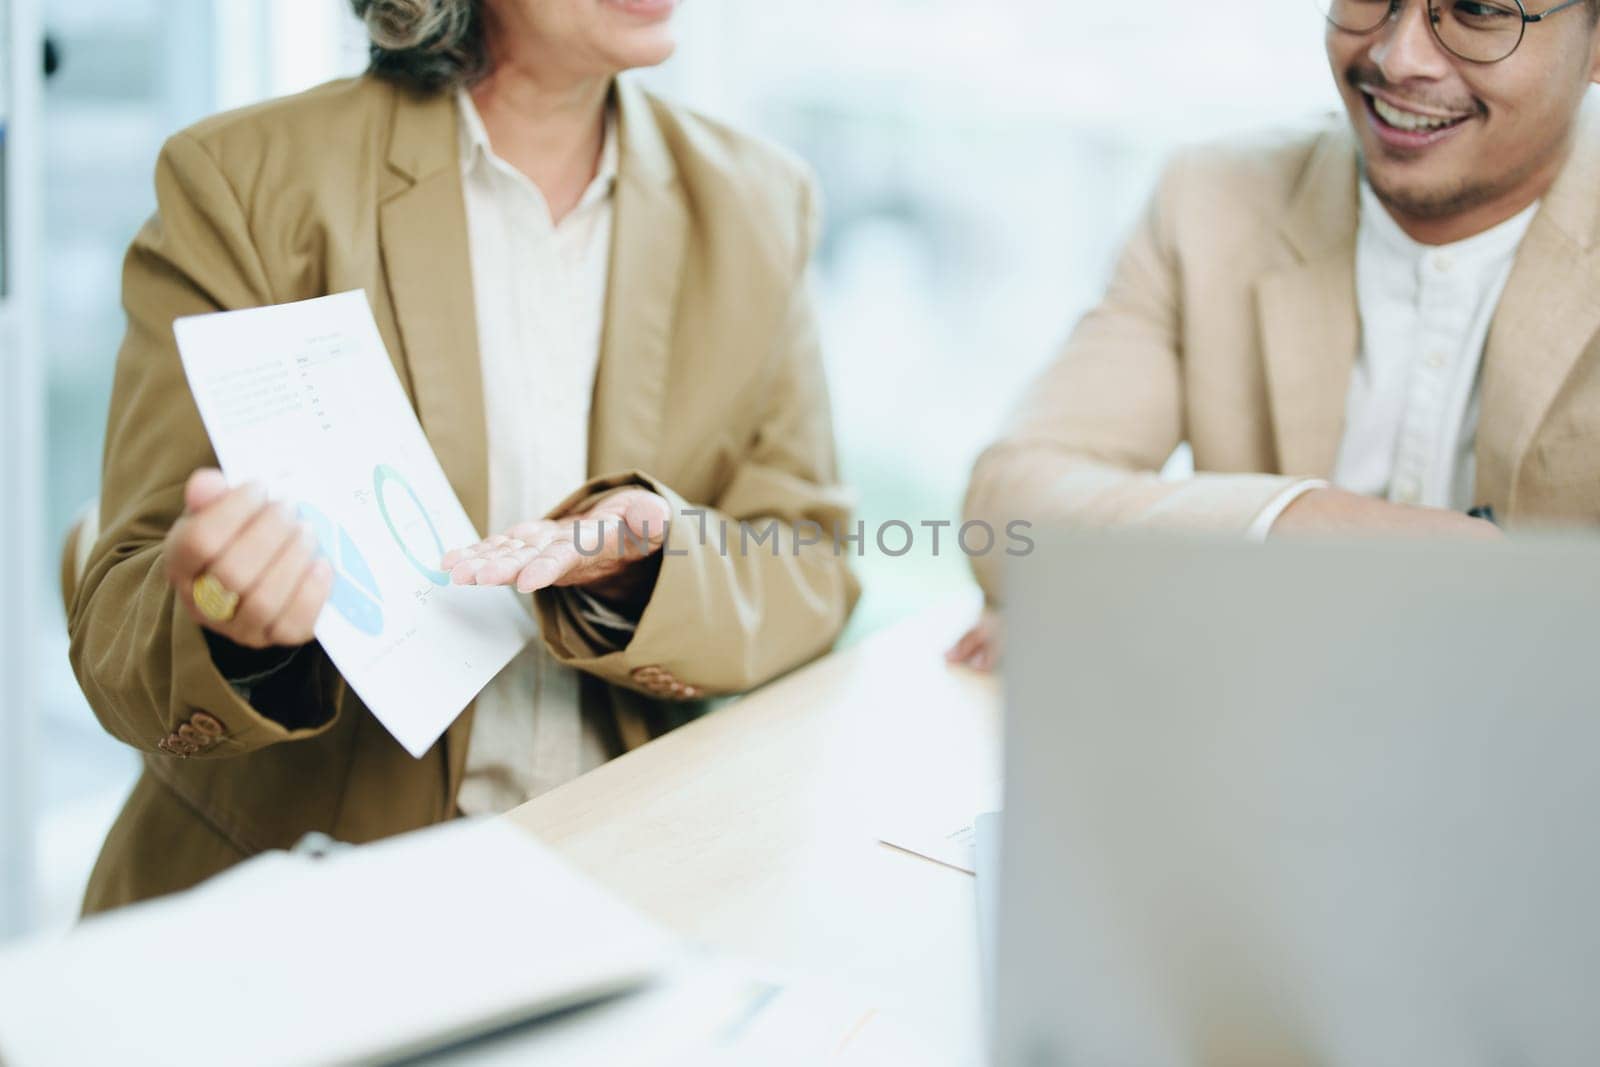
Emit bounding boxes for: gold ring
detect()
[192,573,240,624]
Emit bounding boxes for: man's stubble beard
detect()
[1362,159,1496,221]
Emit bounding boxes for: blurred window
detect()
[655,0,1337,634]
[31,0,361,935]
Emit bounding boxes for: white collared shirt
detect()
[455,89,620,815]
[1252,182,1539,534]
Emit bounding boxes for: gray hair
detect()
[349,0,488,92]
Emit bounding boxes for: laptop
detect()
[989,532,1600,1067]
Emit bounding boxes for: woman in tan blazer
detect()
[67,0,858,912]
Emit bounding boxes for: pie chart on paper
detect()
[299,503,385,636]
[374,464,452,587]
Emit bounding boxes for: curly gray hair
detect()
[349,0,488,91]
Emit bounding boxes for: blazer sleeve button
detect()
[189,711,225,738]
[631,667,666,690]
[159,735,197,758]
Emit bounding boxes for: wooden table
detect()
[508,596,1000,1063]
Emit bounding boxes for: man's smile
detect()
[1359,84,1480,150]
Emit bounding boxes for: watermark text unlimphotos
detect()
[573,511,1035,559]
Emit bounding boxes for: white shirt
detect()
[1252,182,1539,534]
[455,90,620,815]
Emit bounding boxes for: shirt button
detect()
[1395,478,1422,504]
[1426,350,1448,369]
[1431,252,1455,273]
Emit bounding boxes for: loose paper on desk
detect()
[173,291,536,757]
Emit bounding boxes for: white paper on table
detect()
[0,820,677,1067]
[425,955,937,1066]
[876,777,1003,875]
[878,817,981,875]
[172,290,536,757]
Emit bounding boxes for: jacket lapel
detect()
[378,89,490,529]
[377,85,488,802]
[1255,128,1361,478]
[1476,105,1600,514]
[588,77,688,478]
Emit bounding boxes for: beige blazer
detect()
[68,75,859,912]
[966,109,1600,599]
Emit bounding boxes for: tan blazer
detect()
[68,75,859,912]
[966,109,1600,599]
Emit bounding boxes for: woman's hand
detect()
[443,488,672,599]
[165,469,333,650]
[945,608,1002,673]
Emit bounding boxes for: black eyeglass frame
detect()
[1320,0,1589,64]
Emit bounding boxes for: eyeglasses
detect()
[1318,0,1588,63]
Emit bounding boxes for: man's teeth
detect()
[1373,97,1463,132]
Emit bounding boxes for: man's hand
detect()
[946,608,1002,673]
[165,468,333,650]
[443,488,672,598]
[1270,487,1503,540]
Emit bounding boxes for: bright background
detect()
[0,0,1340,940]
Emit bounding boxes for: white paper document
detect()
[173,291,535,757]
[876,778,1003,876]
[432,958,926,1066]
[0,820,676,1067]
[879,817,980,875]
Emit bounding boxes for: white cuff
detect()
[570,588,639,638]
[1247,480,1329,542]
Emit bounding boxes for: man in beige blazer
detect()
[955,0,1600,664]
[67,3,857,912]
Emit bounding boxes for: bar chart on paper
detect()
[173,291,536,758]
